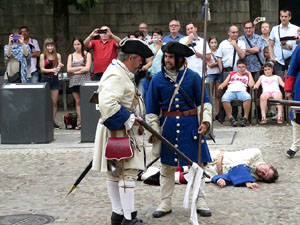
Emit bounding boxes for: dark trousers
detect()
[92,73,103,81]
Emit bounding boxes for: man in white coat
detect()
[92,37,153,225]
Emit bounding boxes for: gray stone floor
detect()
[0,113,299,225]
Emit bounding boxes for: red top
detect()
[90,39,119,73]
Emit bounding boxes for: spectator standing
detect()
[40,38,64,129]
[4,29,31,83]
[67,38,92,129]
[238,21,263,81]
[20,26,41,83]
[162,20,185,43]
[254,63,284,124]
[84,26,120,81]
[139,23,152,43]
[179,22,210,77]
[216,25,246,72]
[148,28,164,78]
[269,9,299,71]
[207,36,221,119]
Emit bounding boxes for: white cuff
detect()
[125,114,135,130]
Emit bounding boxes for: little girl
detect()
[207,36,221,120]
[254,63,285,124]
[40,38,64,128]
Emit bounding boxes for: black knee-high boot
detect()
[111,212,124,225]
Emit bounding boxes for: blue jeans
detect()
[31,70,40,83]
[221,91,251,102]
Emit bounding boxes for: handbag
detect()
[105,136,134,161]
[89,91,99,104]
[7,71,21,83]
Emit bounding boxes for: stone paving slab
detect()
[0,121,300,225]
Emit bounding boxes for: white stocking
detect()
[119,180,135,220]
[106,180,123,215]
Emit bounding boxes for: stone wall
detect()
[0,0,278,70]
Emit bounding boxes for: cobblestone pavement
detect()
[0,115,299,225]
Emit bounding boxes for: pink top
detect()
[261,75,280,93]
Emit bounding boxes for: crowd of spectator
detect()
[3,9,300,128]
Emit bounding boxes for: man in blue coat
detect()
[146,42,213,218]
[285,44,300,158]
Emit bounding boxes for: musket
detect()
[136,118,210,178]
[67,160,92,196]
[268,99,300,106]
[198,0,210,166]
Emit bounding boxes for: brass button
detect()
[176,130,180,134]
[174,158,178,162]
[194,136,197,140]
[176,116,180,119]
[175,144,178,148]
[175,104,179,108]
[177,123,180,127]
[175,98,179,101]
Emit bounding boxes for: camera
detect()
[12,35,19,43]
[97,29,107,34]
[258,17,266,22]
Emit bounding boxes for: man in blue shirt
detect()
[238,21,263,81]
[162,20,185,43]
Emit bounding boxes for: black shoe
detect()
[239,117,248,127]
[121,211,143,225]
[53,121,60,129]
[215,113,220,121]
[229,117,238,127]
[286,149,296,158]
[111,212,124,225]
[197,209,212,217]
[152,210,172,218]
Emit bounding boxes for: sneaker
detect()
[239,117,248,127]
[229,117,238,127]
[53,122,60,129]
[286,149,296,158]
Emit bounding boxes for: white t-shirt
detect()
[226,71,249,92]
[261,75,280,93]
[216,39,246,71]
[207,51,220,74]
[180,36,210,77]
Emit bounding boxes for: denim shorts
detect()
[208,73,222,83]
[221,91,251,102]
[41,76,60,90]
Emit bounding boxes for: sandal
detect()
[75,124,81,130]
[260,117,267,124]
[277,117,283,124]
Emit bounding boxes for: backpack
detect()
[64,113,77,129]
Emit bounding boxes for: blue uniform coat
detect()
[146,68,212,166]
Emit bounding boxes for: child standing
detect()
[219,59,254,127]
[254,63,285,124]
[207,36,221,120]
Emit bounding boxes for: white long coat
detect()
[92,60,145,172]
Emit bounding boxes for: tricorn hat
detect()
[120,37,154,58]
[161,41,195,57]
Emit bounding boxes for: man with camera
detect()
[269,9,299,71]
[84,26,121,81]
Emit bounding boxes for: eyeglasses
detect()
[170,24,179,27]
[244,27,253,30]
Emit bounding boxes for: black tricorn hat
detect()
[161,41,195,57]
[120,37,154,58]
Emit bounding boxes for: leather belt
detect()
[217,150,225,175]
[162,109,197,117]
